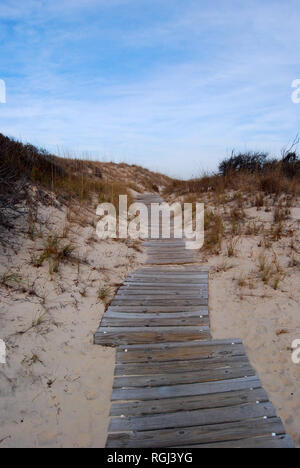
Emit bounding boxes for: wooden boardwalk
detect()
[94,194,293,448]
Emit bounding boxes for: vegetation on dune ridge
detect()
[2,131,300,206]
[0,133,127,201]
[162,140,300,261]
[0,133,172,235]
[164,141,300,197]
[2,131,300,252]
[0,133,169,202]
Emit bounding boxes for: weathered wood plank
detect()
[146,253,196,257]
[128,273,208,278]
[113,364,255,388]
[114,354,249,376]
[107,305,209,313]
[146,252,197,256]
[145,251,197,255]
[124,280,208,286]
[119,289,208,295]
[116,287,208,299]
[128,270,208,274]
[109,387,268,417]
[102,317,209,327]
[129,270,208,274]
[111,297,208,302]
[128,272,208,276]
[106,417,285,448]
[127,276,208,281]
[142,241,188,245]
[117,289,208,296]
[131,271,208,275]
[132,274,209,278]
[120,285,208,290]
[113,295,208,301]
[115,295,208,301]
[145,257,196,261]
[178,434,294,448]
[113,290,208,296]
[126,277,208,282]
[95,326,210,345]
[106,310,207,319]
[124,281,208,287]
[118,338,242,350]
[137,267,209,271]
[126,281,207,284]
[109,402,276,432]
[102,311,209,327]
[124,277,208,282]
[146,260,197,264]
[130,276,208,280]
[111,376,261,401]
[116,341,244,363]
[111,299,209,306]
[130,280,208,284]
[143,244,194,247]
[145,255,196,259]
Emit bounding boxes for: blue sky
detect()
[0,0,300,178]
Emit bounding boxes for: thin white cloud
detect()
[1,0,300,177]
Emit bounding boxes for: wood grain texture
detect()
[106,418,285,448]
[114,354,250,376]
[109,387,269,417]
[109,402,276,432]
[95,326,210,345]
[113,363,255,388]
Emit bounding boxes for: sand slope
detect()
[0,199,146,448]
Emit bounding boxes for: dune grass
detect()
[0,133,136,229]
[164,150,300,198]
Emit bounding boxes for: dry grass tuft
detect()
[204,210,224,253]
[273,205,291,223]
[30,235,75,273]
[226,237,239,257]
[257,251,285,289]
[97,286,111,303]
[0,270,21,287]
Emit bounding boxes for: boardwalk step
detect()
[109,402,276,432]
[107,305,209,313]
[111,299,208,306]
[122,285,208,289]
[116,339,245,364]
[114,354,250,376]
[94,326,210,345]
[110,387,268,416]
[179,434,294,448]
[102,311,209,327]
[106,418,286,448]
[113,364,256,388]
[114,292,208,297]
[111,376,262,401]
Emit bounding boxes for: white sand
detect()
[0,199,146,447]
[2,189,300,448]
[204,203,300,447]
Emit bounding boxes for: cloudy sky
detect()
[0,0,300,177]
